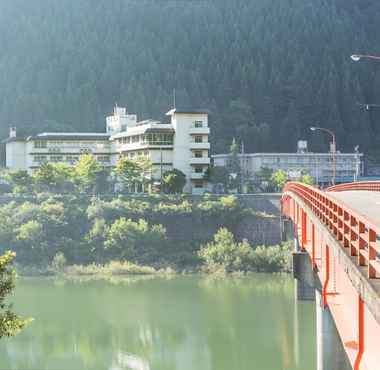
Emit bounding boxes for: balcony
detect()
[190,142,211,150]
[190,157,210,165]
[192,187,209,195]
[191,172,206,179]
[189,126,210,135]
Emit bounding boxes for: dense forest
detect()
[1,0,380,155]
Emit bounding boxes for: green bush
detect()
[50,252,67,272]
[198,228,254,273]
[251,242,291,272]
[199,228,292,273]
[104,218,166,261]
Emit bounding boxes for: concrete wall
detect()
[6,141,27,169]
[234,215,281,245]
[236,194,281,215]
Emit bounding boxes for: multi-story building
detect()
[212,141,363,186]
[5,106,211,194]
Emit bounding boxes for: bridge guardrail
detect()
[326,181,380,192]
[282,182,380,280]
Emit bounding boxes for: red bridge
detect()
[282,181,380,370]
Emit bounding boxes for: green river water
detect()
[0,274,316,370]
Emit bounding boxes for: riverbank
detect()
[15,239,292,280]
[0,194,283,272]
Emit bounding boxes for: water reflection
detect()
[110,351,150,370]
[0,275,316,370]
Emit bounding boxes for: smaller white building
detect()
[212,141,363,186]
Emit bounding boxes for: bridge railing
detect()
[282,182,380,279]
[326,181,380,192]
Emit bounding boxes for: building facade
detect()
[212,141,363,186]
[5,106,211,194]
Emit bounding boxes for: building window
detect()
[194,136,203,143]
[132,135,139,143]
[194,121,203,128]
[50,156,63,162]
[34,155,47,163]
[193,180,203,188]
[97,155,110,163]
[66,156,79,163]
[194,166,203,173]
[194,151,203,158]
[80,148,92,154]
[144,133,174,145]
[34,140,47,148]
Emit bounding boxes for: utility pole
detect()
[354,146,360,182]
[160,148,163,193]
[310,126,336,186]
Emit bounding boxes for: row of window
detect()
[116,134,174,146]
[34,140,109,148]
[122,150,150,159]
[261,157,357,165]
[33,155,110,163]
[34,134,207,150]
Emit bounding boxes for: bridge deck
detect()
[328,190,380,227]
[283,183,380,370]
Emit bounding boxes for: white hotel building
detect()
[5,107,211,194]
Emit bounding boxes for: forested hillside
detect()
[1,0,380,155]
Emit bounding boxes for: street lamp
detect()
[357,103,380,111]
[310,126,336,185]
[351,54,380,62]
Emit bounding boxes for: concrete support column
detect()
[281,218,292,242]
[316,290,351,370]
[293,251,315,301]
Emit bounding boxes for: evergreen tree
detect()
[0,0,379,157]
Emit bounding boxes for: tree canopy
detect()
[0,251,30,338]
[162,169,186,194]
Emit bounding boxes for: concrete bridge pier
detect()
[282,217,316,301]
[316,290,351,370]
[292,243,315,301]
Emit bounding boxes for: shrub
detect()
[199,229,292,273]
[250,243,291,272]
[64,260,156,276]
[50,252,67,272]
[198,227,253,273]
[104,218,166,261]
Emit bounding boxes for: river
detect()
[0,274,317,370]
